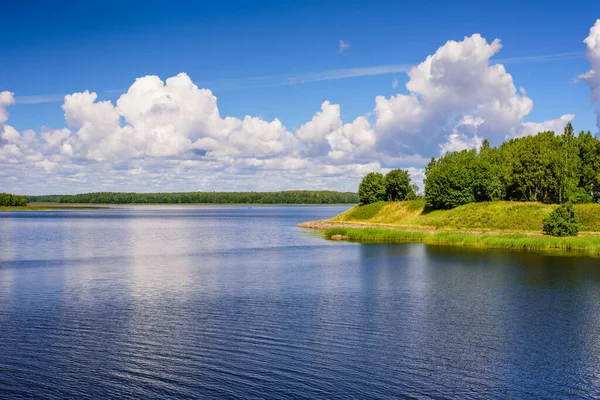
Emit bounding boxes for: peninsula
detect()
[300,123,600,256]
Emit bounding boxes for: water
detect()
[1,206,599,399]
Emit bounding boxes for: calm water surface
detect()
[1,206,599,399]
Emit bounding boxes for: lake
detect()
[1,206,599,399]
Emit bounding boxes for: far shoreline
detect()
[0,202,356,211]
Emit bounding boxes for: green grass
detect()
[333,200,600,233]
[339,201,387,220]
[325,227,600,256]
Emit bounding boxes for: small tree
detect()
[542,203,579,236]
[358,172,386,205]
[384,169,414,201]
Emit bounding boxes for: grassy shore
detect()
[324,227,600,256]
[332,200,600,233]
[298,200,600,256]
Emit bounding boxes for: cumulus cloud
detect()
[52,74,298,162]
[375,34,536,155]
[0,92,43,165]
[515,114,575,138]
[581,19,600,131]
[3,25,593,194]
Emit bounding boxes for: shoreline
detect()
[298,220,600,257]
[0,205,110,211]
[1,203,355,212]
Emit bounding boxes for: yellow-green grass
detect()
[325,227,600,256]
[332,200,600,233]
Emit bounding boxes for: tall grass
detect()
[325,227,600,256]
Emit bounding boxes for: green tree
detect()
[0,193,28,206]
[424,150,501,210]
[384,169,414,201]
[358,172,387,205]
[542,203,579,236]
[576,130,600,202]
[480,138,490,151]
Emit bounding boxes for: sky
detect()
[1,0,600,194]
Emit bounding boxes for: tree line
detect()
[424,123,599,210]
[358,123,600,210]
[29,191,359,204]
[0,193,28,206]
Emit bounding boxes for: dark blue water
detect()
[1,206,599,399]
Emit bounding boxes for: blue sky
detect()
[1,1,600,194]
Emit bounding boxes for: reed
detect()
[325,227,600,256]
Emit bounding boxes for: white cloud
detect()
[440,116,484,154]
[339,40,350,54]
[0,91,16,125]
[515,114,575,138]
[296,101,342,155]
[3,24,596,194]
[35,159,58,172]
[392,77,399,88]
[581,19,600,131]
[55,73,298,161]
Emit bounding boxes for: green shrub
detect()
[543,203,579,236]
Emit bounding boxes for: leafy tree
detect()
[424,150,501,210]
[358,172,387,205]
[577,130,600,201]
[543,203,579,236]
[500,130,581,203]
[384,169,414,201]
[481,138,490,151]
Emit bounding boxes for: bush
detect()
[358,172,386,205]
[543,203,579,236]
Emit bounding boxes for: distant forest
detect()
[29,191,359,205]
[0,193,28,206]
